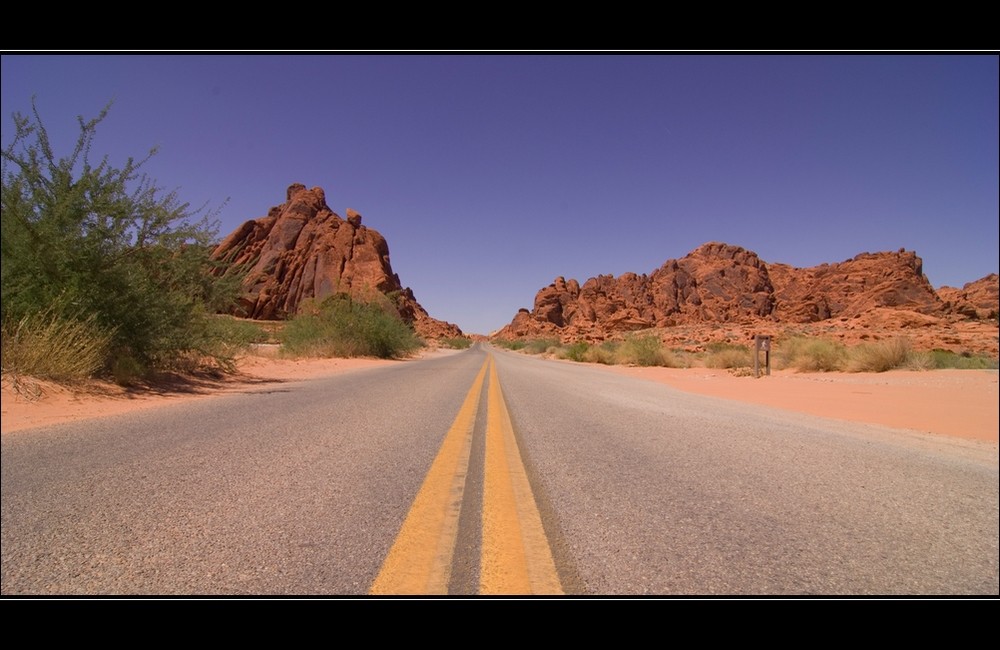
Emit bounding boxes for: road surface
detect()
[2,344,997,595]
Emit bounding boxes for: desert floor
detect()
[2,349,997,448]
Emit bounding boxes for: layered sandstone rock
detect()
[494,243,996,347]
[212,184,461,339]
[938,274,1000,320]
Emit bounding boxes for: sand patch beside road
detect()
[2,349,997,447]
[604,366,998,445]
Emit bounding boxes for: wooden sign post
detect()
[754,335,771,378]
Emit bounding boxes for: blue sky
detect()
[2,54,997,335]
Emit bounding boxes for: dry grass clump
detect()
[1,310,112,382]
[777,336,848,372]
[845,337,915,373]
[703,342,753,369]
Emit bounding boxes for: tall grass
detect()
[777,337,848,372]
[1,310,112,381]
[618,334,676,367]
[845,337,914,373]
[703,342,753,369]
[281,295,421,359]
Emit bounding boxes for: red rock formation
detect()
[212,184,461,339]
[938,274,1000,320]
[494,243,995,347]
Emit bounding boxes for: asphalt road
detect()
[2,344,997,596]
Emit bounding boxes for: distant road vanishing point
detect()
[2,344,997,595]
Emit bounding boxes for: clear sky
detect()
[2,54,997,335]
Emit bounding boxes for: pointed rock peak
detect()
[211,184,461,339]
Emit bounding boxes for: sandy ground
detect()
[2,350,997,447]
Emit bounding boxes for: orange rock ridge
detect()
[494,242,999,357]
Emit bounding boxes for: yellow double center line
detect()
[369,353,563,595]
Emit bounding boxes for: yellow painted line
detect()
[369,357,490,595]
[481,355,564,595]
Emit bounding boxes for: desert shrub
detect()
[845,337,914,373]
[557,341,590,362]
[440,337,473,350]
[778,336,848,372]
[704,342,753,369]
[189,314,270,370]
[523,338,560,355]
[492,339,526,350]
[1,101,240,378]
[280,295,421,359]
[1,309,112,381]
[925,349,999,370]
[618,334,674,367]
[583,340,620,365]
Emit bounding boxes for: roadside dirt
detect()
[2,350,997,447]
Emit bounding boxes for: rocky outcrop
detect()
[938,274,1000,320]
[212,184,461,339]
[494,243,996,343]
[768,248,945,323]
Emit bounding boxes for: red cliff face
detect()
[494,243,996,347]
[212,183,461,339]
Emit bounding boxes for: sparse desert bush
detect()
[281,295,421,359]
[704,342,753,369]
[440,336,473,350]
[523,338,560,355]
[191,314,271,369]
[1,309,112,381]
[556,341,590,362]
[925,349,999,370]
[582,341,620,365]
[777,336,848,372]
[491,339,525,351]
[618,334,675,367]
[845,337,914,373]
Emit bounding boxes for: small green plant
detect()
[280,295,421,359]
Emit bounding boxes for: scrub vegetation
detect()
[280,295,421,359]
[496,334,997,373]
[1,101,245,383]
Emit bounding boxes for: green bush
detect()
[926,349,999,370]
[280,295,421,359]
[618,334,673,367]
[492,339,526,350]
[557,341,590,362]
[1,101,240,378]
[523,338,560,355]
[440,336,473,350]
